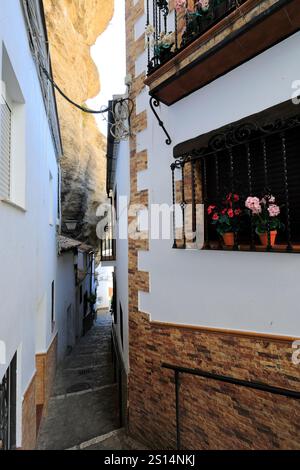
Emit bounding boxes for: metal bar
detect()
[281,132,293,252]
[181,163,186,249]
[246,143,256,250]
[214,153,220,198]
[162,363,300,400]
[191,160,196,243]
[228,147,238,250]
[171,164,177,249]
[175,370,181,451]
[174,9,178,51]
[149,97,172,145]
[146,0,150,68]
[202,157,210,249]
[214,153,223,249]
[261,137,272,251]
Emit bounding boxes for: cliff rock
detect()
[43,0,114,246]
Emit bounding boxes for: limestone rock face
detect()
[43,0,114,245]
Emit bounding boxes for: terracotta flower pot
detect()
[259,231,277,247]
[222,232,235,247]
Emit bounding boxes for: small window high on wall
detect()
[172,106,300,253]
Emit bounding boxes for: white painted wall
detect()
[0,0,60,446]
[135,29,300,338]
[97,266,114,309]
[115,140,130,372]
[56,252,76,362]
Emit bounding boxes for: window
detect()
[172,109,300,253]
[51,281,55,327]
[1,45,25,208]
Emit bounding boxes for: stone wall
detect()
[43,0,114,245]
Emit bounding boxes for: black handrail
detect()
[162,362,300,450]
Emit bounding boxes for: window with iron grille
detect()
[171,112,300,253]
[0,97,12,200]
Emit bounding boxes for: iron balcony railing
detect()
[146,0,247,74]
[100,225,116,262]
[162,363,300,450]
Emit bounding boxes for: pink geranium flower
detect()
[268,204,280,217]
[245,197,262,215]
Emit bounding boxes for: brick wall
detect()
[36,335,58,422]
[22,375,37,450]
[125,0,300,450]
[129,321,300,449]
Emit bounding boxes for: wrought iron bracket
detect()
[149,97,172,146]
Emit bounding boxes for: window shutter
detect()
[0,97,12,199]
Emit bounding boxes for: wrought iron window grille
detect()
[171,114,300,253]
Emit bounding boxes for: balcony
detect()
[100,226,116,263]
[144,0,300,105]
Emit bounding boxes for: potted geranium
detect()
[154,31,175,63]
[207,192,243,246]
[245,194,284,247]
[145,24,175,65]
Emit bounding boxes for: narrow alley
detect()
[37,312,143,451]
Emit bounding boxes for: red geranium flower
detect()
[222,209,227,215]
[234,194,240,202]
[207,205,216,215]
[228,209,234,218]
[212,213,219,221]
[234,208,242,216]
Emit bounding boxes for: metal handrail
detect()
[162,362,300,449]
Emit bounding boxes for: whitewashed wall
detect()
[115,140,130,372]
[135,29,300,338]
[56,252,76,362]
[97,266,114,309]
[0,0,60,446]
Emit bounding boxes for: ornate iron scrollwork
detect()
[156,0,169,16]
[149,97,172,146]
